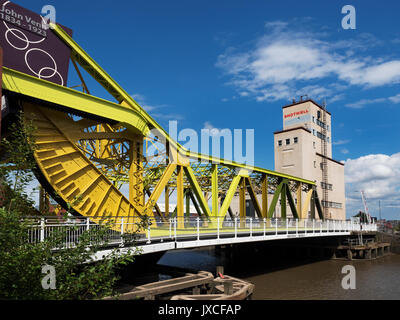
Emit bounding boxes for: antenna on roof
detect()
[322,98,327,110]
[300,95,308,102]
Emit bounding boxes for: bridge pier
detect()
[347,249,353,260]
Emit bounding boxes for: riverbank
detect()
[377,232,400,254]
[244,254,400,300]
[156,244,400,300]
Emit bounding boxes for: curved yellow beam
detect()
[50,23,315,186]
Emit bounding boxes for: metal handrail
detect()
[25,217,377,249]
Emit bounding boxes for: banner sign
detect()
[284,109,309,119]
[0,0,72,86]
[284,114,311,127]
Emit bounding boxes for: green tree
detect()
[0,112,148,300]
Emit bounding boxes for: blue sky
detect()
[16,0,400,220]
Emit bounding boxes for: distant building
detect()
[228,99,346,221]
[274,99,346,220]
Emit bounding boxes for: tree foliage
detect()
[0,112,148,300]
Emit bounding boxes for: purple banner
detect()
[0,0,72,86]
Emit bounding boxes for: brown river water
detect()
[157,247,400,300]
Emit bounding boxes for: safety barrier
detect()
[25,216,377,253]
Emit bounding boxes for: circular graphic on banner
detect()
[24,48,63,86]
[5,27,29,50]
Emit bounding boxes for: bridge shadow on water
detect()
[115,235,365,288]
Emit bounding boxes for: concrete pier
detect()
[333,241,391,261]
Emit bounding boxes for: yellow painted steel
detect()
[129,137,145,214]
[23,102,139,231]
[302,189,314,219]
[176,166,184,228]
[245,177,263,219]
[261,175,268,218]
[183,166,212,217]
[239,178,246,224]
[144,164,176,216]
[1,20,325,237]
[297,183,302,218]
[3,68,151,137]
[211,164,218,217]
[165,186,169,217]
[219,175,242,220]
[3,67,315,186]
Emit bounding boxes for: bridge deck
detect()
[26,217,377,260]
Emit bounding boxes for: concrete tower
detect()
[274,99,346,220]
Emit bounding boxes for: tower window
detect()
[286,139,290,145]
[313,141,316,149]
[294,137,298,143]
[278,140,282,146]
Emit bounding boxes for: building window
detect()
[313,141,316,149]
[321,182,333,190]
[286,139,290,145]
[294,137,298,143]
[322,201,342,209]
[314,161,316,168]
[278,140,282,146]
[316,130,328,142]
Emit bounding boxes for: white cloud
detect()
[333,139,350,146]
[344,153,400,201]
[131,93,183,121]
[152,113,184,121]
[358,61,400,87]
[341,148,349,154]
[346,93,400,108]
[203,121,223,136]
[389,93,400,103]
[132,93,160,112]
[216,20,400,103]
[345,98,386,109]
[203,121,216,130]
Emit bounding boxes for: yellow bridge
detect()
[1,22,326,234]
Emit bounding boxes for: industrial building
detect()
[274,98,346,220]
[230,98,346,221]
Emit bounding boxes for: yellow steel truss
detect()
[1,21,325,235]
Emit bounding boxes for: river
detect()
[157,247,400,300]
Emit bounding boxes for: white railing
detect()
[25,216,377,249]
